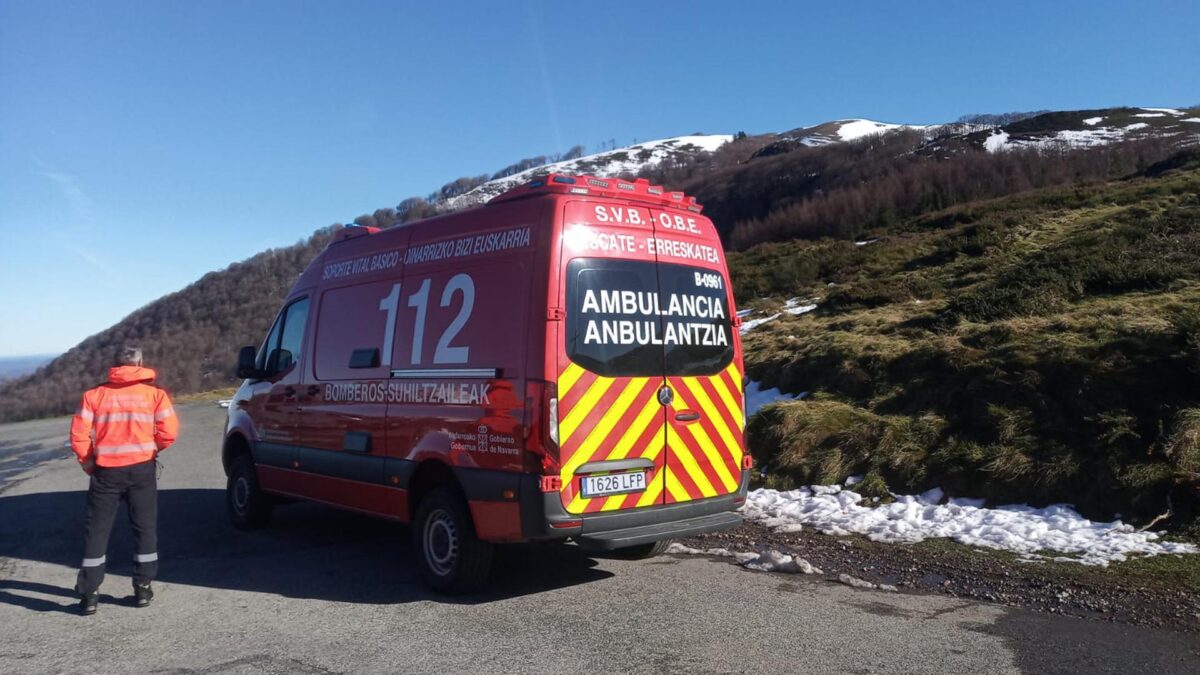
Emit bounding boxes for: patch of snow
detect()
[1141,107,1184,115]
[743,486,1199,566]
[783,297,819,316]
[783,119,926,147]
[1082,117,1103,126]
[666,543,760,564]
[982,119,1199,152]
[844,475,863,486]
[745,381,805,417]
[835,119,903,141]
[216,399,232,408]
[666,544,822,574]
[736,308,755,318]
[739,313,780,334]
[443,134,733,210]
[837,573,894,591]
[1183,118,1200,124]
[854,239,879,246]
[1134,112,1166,118]
[983,130,1010,152]
[666,543,735,558]
[1052,128,1128,146]
[987,127,1134,153]
[742,550,823,574]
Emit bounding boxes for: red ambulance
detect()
[223,174,750,592]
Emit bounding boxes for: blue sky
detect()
[1,1,1197,357]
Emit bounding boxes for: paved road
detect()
[1,403,1198,674]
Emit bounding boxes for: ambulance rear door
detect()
[555,198,670,515]
[646,208,744,506]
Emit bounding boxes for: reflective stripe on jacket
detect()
[70,366,179,468]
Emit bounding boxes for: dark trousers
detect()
[76,460,158,595]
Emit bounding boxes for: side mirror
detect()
[236,346,262,379]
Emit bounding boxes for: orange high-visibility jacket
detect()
[70,366,179,469]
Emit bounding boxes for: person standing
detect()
[69,345,178,615]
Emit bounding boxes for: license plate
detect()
[580,471,647,498]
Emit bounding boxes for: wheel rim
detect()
[423,508,458,577]
[233,475,250,513]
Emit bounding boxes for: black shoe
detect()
[79,592,99,616]
[134,583,153,608]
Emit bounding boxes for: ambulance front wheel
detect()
[413,487,494,594]
[227,455,273,530]
[613,539,672,560]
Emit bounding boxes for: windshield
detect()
[565,258,734,377]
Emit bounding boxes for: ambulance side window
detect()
[257,297,309,375]
[274,298,310,373]
[255,316,284,372]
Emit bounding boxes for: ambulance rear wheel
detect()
[413,488,493,594]
[613,539,672,560]
[227,455,273,530]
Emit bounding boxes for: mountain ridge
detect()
[2,105,1198,426]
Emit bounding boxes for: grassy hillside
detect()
[734,151,1200,529]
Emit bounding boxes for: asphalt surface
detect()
[1,403,1198,674]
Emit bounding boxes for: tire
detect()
[612,538,672,560]
[227,454,273,530]
[412,487,493,594]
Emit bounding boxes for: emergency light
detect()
[490,173,705,214]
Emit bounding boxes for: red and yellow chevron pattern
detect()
[556,362,744,514]
[664,367,745,505]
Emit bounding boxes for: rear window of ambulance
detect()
[565,258,734,377]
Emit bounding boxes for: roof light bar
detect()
[493,173,703,213]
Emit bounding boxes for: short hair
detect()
[115,345,144,367]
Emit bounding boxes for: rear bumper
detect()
[515,469,750,547]
[576,510,743,549]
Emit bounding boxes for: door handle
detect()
[306,385,320,397]
[674,410,701,423]
[283,386,297,398]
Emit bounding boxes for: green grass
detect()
[732,160,1200,529]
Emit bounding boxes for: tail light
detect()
[547,395,560,447]
[524,380,561,475]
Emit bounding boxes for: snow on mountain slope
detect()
[442,134,732,210]
[976,107,1200,153]
[747,118,927,159]
[982,126,1129,152]
[781,118,921,147]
